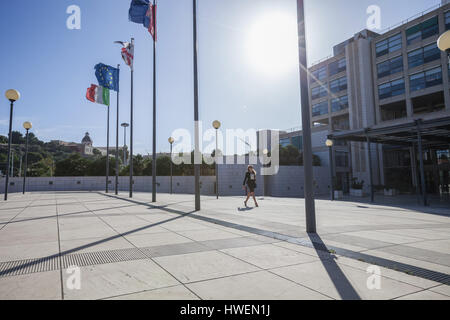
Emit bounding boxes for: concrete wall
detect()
[0,166,330,198]
[0,176,216,196]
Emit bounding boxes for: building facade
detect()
[280,2,450,196]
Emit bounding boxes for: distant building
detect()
[52,132,125,157]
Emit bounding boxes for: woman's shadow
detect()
[238,207,254,212]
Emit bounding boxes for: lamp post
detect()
[22,122,32,194]
[4,90,20,201]
[326,139,335,201]
[168,137,174,195]
[438,30,450,64]
[212,120,221,199]
[121,123,129,165]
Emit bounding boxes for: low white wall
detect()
[0,176,216,195]
[0,165,330,198]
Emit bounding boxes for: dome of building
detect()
[82,132,93,145]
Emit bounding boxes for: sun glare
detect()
[246,12,299,76]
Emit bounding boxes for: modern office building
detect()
[280,2,450,199]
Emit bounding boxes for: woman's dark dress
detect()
[243,171,257,193]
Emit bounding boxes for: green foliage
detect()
[279,145,321,166]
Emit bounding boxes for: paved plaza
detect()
[0,191,449,300]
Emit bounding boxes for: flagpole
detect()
[130,37,135,198]
[193,0,201,211]
[152,0,157,203]
[106,104,110,194]
[115,64,120,195]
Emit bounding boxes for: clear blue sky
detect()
[0,0,440,154]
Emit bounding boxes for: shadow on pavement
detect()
[308,233,361,300]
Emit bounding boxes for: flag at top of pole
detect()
[95,63,120,92]
[114,41,134,70]
[129,0,157,41]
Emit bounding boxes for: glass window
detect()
[406,17,439,45]
[423,43,441,63]
[425,67,442,87]
[311,85,328,100]
[330,76,347,93]
[410,67,442,92]
[311,66,327,83]
[446,11,450,30]
[391,79,405,96]
[280,138,291,147]
[408,43,440,68]
[378,79,405,99]
[329,58,347,76]
[331,95,349,112]
[291,136,303,151]
[377,60,390,78]
[312,101,329,117]
[376,33,402,57]
[377,56,403,78]
[408,48,424,68]
[410,73,426,91]
[376,39,388,57]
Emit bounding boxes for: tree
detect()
[55,154,89,176]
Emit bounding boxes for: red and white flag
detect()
[146,3,157,41]
[114,41,134,69]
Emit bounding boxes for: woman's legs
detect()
[251,192,259,207]
[245,192,251,206]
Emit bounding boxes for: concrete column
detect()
[416,121,428,206]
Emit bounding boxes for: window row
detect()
[330,76,347,93]
[376,43,441,79]
[310,58,347,83]
[406,16,439,46]
[311,85,328,100]
[376,33,402,57]
[408,43,441,68]
[377,55,403,78]
[378,79,405,100]
[378,67,443,99]
[312,96,349,117]
[376,15,441,58]
[410,67,442,92]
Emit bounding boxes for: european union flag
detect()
[129,0,150,28]
[95,63,120,92]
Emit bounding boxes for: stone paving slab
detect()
[0,191,448,300]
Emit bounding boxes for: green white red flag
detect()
[86,84,110,106]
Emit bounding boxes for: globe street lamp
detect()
[168,137,175,195]
[22,122,32,194]
[438,30,450,63]
[121,123,129,166]
[212,120,221,199]
[4,89,20,201]
[326,138,335,201]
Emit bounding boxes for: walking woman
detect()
[243,165,259,207]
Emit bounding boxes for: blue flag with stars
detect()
[95,63,119,92]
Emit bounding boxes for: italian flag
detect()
[86,84,110,106]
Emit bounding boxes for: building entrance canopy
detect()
[329,116,450,148]
[328,116,450,206]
